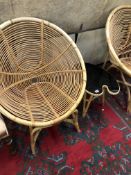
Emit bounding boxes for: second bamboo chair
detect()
[106,5,131,113]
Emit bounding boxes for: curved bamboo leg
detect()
[106,64,117,71]
[72,109,81,132]
[120,72,131,113]
[82,91,87,117]
[102,90,105,111]
[83,92,94,117]
[64,109,81,132]
[106,64,131,113]
[127,87,131,113]
[29,126,43,155]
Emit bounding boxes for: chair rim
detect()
[106,5,131,77]
[0,17,87,127]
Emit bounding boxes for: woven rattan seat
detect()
[0,17,86,154]
[106,5,131,77]
[106,5,131,113]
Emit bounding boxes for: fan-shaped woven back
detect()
[106,5,131,77]
[0,17,86,127]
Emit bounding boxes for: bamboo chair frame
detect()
[106,5,131,113]
[0,17,86,154]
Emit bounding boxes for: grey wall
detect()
[0,0,131,33]
[69,29,107,64]
[76,28,107,64]
[0,0,131,64]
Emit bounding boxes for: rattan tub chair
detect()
[0,17,86,154]
[106,5,131,113]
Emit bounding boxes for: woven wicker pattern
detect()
[0,17,86,127]
[106,5,131,77]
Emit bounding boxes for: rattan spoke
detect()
[36,84,59,118]
[25,90,35,123]
[47,82,75,103]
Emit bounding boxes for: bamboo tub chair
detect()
[106,5,131,113]
[0,17,86,154]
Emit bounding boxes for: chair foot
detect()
[72,110,81,132]
[0,136,12,145]
[105,64,131,114]
[64,109,81,132]
[126,85,131,113]
[127,100,131,113]
[29,127,43,155]
[9,138,18,155]
[82,93,94,118]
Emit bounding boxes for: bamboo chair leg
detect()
[30,109,81,155]
[72,109,81,132]
[102,91,105,111]
[106,64,116,71]
[120,71,131,113]
[29,126,43,155]
[105,64,131,113]
[83,93,94,118]
[64,109,81,132]
[82,91,87,117]
[102,49,109,69]
[127,86,131,113]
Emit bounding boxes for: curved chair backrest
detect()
[106,5,131,77]
[0,17,86,127]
